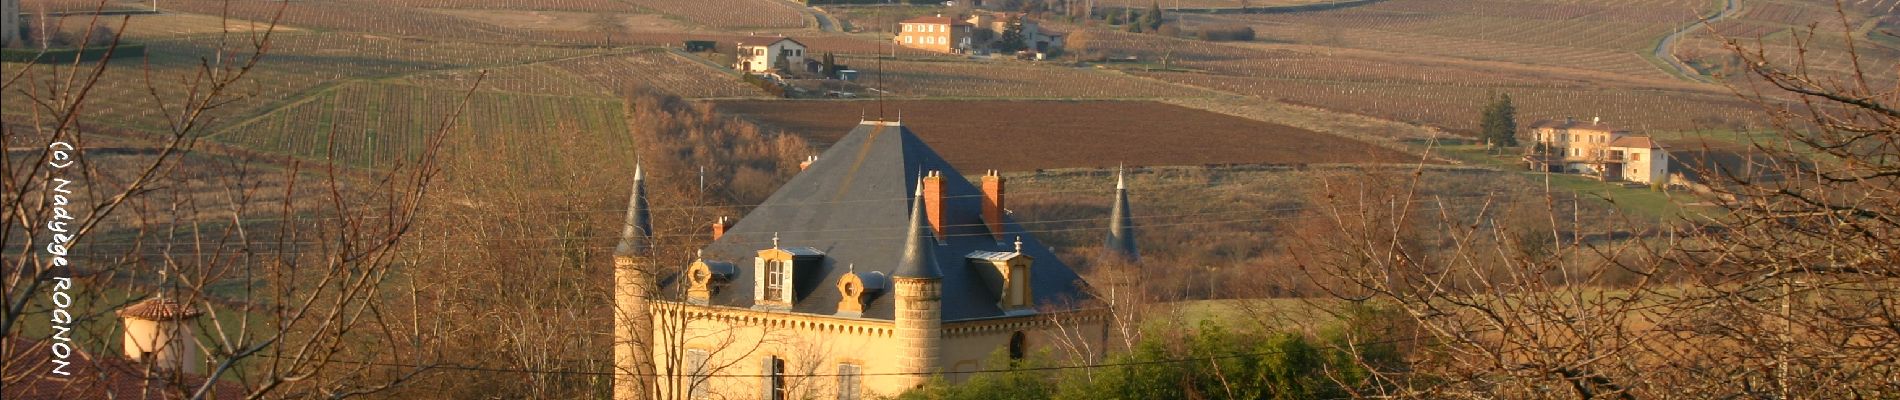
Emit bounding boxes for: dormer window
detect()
[764,260,787,300]
[754,236,824,308]
[687,256,736,304]
[965,239,1034,311]
[835,268,888,316]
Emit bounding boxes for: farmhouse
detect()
[735,37,807,74]
[4,292,244,399]
[895,15,974,54]
[967,12,1064,53]
[611,120,1123,400]
[1525,117,1670,184]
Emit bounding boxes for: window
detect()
[1631,153,1641,161]
[1009,266,1027,307]
[754,48,764,56]
[904,24,912,32]
[769,357,787,400]
[905,36,913,44]
[1009,332,1027,361]
[765,261,785,301]
[687,350,710,398]
[836,364,862,400]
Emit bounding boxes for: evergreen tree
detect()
[1480,93,1520,147]
[1145,2,1165,31]
[996,19,1028,53]
[823,52,837,78]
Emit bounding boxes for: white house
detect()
[1606,136,1669,185]
[734,37,807,74]
[1526,117,1671,185]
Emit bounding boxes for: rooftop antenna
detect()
[772,232,780,249]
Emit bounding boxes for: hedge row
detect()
[0,44,146,63]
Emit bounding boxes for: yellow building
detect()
[1526,117,1671,184]
[614,120,1121,400]
[894,15,973,54]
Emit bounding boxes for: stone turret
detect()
[118,296,204,374]
[892,182,943,389]
[1100,167,1143,314]
[1106,167,1139,262]
[613,163,657,400]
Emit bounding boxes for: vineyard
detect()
[334,0,644,13]
[1672,0,1899,89]
[211,82,630,170]
[42,13,296,40]
[1141,70,1765,135]
[157,0,526,42]
[17,0,149,13]
[1183,0,1719,79]
[1089,0,1332,8]
[1,32,603,133]
[715,100,1421,171]
[550,50,766,99]
[620,0,808,29]
[423,9,690,33]
[852,58,1210,99]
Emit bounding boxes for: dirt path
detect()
[1655,0,1741,83]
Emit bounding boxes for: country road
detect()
[1655,0,1741,83]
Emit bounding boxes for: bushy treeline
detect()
[899,307,1406,400]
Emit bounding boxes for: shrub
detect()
[901,315,1403,400]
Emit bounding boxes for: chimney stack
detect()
[922,171,944,238]
[799,155,817,171]
[711,216,734,240]
[980,170,1006,240]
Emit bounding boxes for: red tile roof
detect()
[2,338,244,400]
[1608,136,1661,149]
[116,297,203,321]
[1528,119,1630,133]
[901,16,972,26]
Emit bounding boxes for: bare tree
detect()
[1295,2,1899,397]
[2,2,478,398]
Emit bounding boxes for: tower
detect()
[892,182,943,389]
[118,296,205,375]
[1100,167,1143,319]
[613,163,657,400]
[1106,166,1139,263]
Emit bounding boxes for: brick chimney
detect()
[798,155,817,171]
[922,171,944,237]
[980,170,1005,240]
[711,216,734,240]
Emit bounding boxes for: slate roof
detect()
[658,121,1092,321]
[614,164,652,257]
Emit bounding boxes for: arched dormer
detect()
[686,256,737,304]
[835,267,889,317]
[754,236,824,309]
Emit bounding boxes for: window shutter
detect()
[780,261,795,304]
[836,364,861,400]
[754,258,766,302]
[761,357,775,400]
